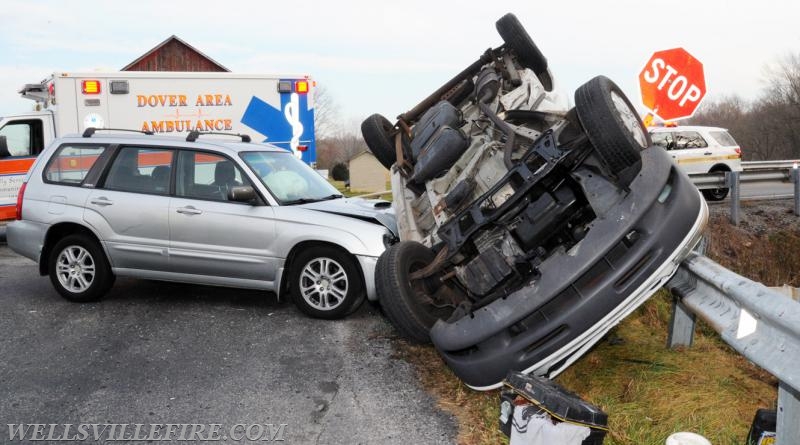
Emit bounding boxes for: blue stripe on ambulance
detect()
[240,84,316,164]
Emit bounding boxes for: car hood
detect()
[298,198,398,237]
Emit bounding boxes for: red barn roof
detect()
[122,35,230,72]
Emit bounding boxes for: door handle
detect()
[90,197,113,206]
[176,206,203,215]
[704,152,713,156]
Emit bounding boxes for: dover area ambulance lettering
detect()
[137,93,234,133]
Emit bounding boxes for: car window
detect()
[176,150,248,202]
[673,131,708,149]
[44,144,107,185]
[0,121,33,156]
[650,132,673,150]
[103,146,174,195]
[240,151,341,204]
[709,130,738,147]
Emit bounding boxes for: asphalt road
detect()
[0,240,456,444]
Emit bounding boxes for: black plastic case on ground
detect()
[747,409,776,444]
[500,372,608,444]
[411,101,463,160]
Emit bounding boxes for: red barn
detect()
[122,35,229,72]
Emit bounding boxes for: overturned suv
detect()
[362,14,708,390]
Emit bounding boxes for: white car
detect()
[648,125,742,201]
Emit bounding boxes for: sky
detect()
[0,0,798,132]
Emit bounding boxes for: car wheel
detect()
[361,114,399,170]
[289,246,365,320]
[574,75,648,187]
[48,234,114,302]
[495,13,552,90]
[702,186,729,201]
[376,241,453,344]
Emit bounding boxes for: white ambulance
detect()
[0,71,316,222]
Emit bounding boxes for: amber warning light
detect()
[295,80,309,94]
[82,80,101,94]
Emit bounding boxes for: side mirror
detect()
[228,185,257,203]
[0,136,10,157]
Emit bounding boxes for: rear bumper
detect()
[6,219,48,265]
[430,146,708,389]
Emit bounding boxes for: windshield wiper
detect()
[320,194,344,200]
[283,194,343,205]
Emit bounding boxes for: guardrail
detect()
[689,164,800,225]
[667,252,800,444]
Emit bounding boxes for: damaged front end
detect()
[364,13,707,389]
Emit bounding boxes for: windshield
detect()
[240,151,341,204]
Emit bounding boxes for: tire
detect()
[376,241,452,344]
[495,13,551,90]
[289,246,365,320]
[574,75,649,187]
[702,169,730,201]
[361,114,398,170]
[48,234,114,302]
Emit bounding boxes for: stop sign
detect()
[639,47,706,121]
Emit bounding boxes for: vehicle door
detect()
[83,145,174,271]
[671,130,712,174]
[169,150,277,282]
[0,118,47,221]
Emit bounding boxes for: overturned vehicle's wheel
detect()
[575,75,649,187]
[376,241,454,344]
[361,114,399,170]
[496,13,551,90]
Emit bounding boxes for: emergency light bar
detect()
[82,80,101,94]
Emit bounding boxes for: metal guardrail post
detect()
[667,297,696,348]
[793,167,800,217]
[727,170,740,225]
[778,382,800,444]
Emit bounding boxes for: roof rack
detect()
[82,127,154,138]
[186,131,251,143]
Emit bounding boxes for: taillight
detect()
[297,145,308,152]
[81,80,101,94]
[735,147,742,157]
[15,182,27,220]
[295,80,309,94]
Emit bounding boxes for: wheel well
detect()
[39,223,102,276]
[709,163,731,173]
[280,241,364,298]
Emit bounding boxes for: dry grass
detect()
[393,213,792,445]
[705,213,800,287]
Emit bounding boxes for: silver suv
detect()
[7,130,395,319]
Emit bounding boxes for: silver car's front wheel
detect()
[289,246,364,319]
[299,257,349,311]
[55,245,96,293]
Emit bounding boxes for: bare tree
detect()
[313,84,341,140]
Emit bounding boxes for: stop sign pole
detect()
[639,47,706,122]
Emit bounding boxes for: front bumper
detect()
[357,255,379,301]
[430,146,708,389]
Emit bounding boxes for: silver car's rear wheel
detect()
[289,246,364,319]
[55,245,95,293]
[48,233,114,302]
[299,257,349,311]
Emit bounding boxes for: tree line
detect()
[690,53,800,161]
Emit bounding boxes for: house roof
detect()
[121,35,230,72]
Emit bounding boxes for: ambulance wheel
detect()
[575,75,649,187]
[361,114,398,170]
